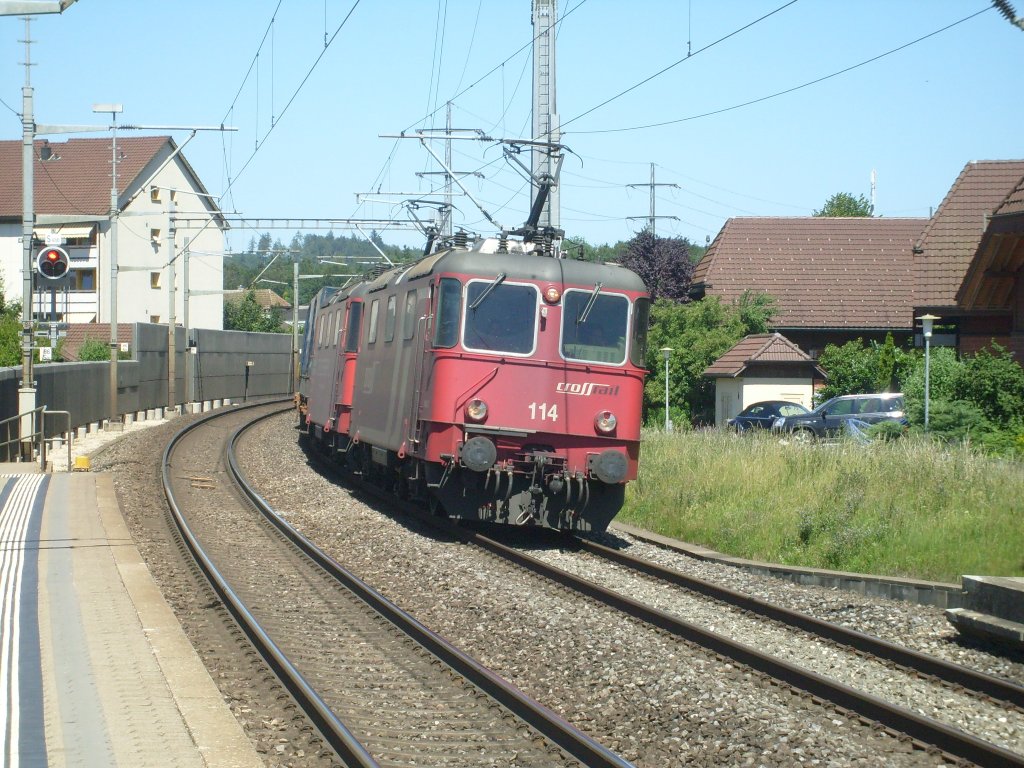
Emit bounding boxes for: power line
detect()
[561,0,800,130]
[572,6,993,135]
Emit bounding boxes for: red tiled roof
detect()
[0,136,171,218]
[994,175,1024,218]
[913,160,1024,308]
[704,332,825,378]
[693,217,926,330]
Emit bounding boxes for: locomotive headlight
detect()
[466,398,488,422]
[595,410,617,434]
[544,286,561,304]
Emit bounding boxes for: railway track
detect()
[161,401,629,767]
[431,521,1024,768]
[290,422,1024,766]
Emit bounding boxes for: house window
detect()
[150,314,160,323]
[151,272,161,289]
[71,269,96,292]
[169,189,177,203]
[150,187,161,203]
[150,228,161,244]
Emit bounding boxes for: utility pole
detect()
[4,0,79,460]
[18,17,36,458]
[166,199,176,413]
[627,163,679,237]
[94,103,122,427]
[532,0,559,234]
[444,101,453,238]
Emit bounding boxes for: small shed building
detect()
[703,333,826,428]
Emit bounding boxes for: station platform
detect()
[0,470,262,767]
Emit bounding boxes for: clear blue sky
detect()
[2,1,1022,253]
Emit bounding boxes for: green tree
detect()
[813,192,874,217]
[645,295,773,426]
[735,290,776,334]
[815,339,879,400]
[224,290,285,332]
[874,332,898,392]
[0,276,20,367]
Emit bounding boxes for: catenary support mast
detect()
[531,0,559,234]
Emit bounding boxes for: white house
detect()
[0,136,227,330]
[703,333,827,428]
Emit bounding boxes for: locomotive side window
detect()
[463,281,537,355]
[334,309,344,347]
[433,278,461,348]
[384,295,397,343]
[561,290,628,365]
[402,290,418,340]
[629,298,651,367]
[344,301,362,353]
[367,299,380,345]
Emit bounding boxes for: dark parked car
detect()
[773,393,906,442]
[727,400,810,432]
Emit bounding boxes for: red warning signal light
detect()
[35,246,70,280]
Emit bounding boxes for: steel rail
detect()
[230,410,632,768]
[456,527,1024,768]
[573,535,1024,710]
[161,401,380,768]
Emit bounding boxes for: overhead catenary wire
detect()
[561,0,800,131]
[571,6,993,135]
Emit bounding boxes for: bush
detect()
[952,343,1024,425]
[78,338,111,361]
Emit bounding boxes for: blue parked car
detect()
[727,400,810,432]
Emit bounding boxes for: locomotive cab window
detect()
[629,297,651,368]
[433,278,462,348]
[561,290,628,365]
[463,280,537,355]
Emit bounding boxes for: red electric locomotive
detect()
[298,237,649,532]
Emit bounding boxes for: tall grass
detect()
[622,429,1024,582]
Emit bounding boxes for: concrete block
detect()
[946,607,1024,648]
[961,576,1024,624]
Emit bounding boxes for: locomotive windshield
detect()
[463,281,537,355]
[561,289,628,364]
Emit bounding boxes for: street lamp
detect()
[917,314,940,430]
[660,347,673,432]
